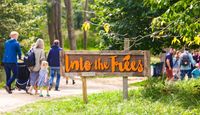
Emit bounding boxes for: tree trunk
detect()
[64,0,76,50]
[47,0,55,45]
[53,0,63,47]
[83,0,88,50]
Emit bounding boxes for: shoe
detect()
[39,94,43,97]
[66,80,68,85]
[27,92,33,95]
[72,80,75,85]
[49,85,52,91]
[4,86,12,94]
[55,88,60,91]
[46,94,50,97]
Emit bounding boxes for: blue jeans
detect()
[4,63,18,87]
[180,70,192,80]
[49,68,60,89]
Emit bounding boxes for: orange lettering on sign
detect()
[137,60,143,72]
[84,61,91,71]
[66,54,144,73]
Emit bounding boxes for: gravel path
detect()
[0,77,145,113]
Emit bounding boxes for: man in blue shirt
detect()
[179,48,196,80]
[2,31,22,94]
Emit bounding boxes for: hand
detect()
[169,67,172,70]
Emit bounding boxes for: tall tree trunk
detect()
[47,0,55,45]
[64,0,76,50]
[53,0,63,47]
[83,0,88,50]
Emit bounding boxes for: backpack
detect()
[181,54,190,66]
[23,50,35,67]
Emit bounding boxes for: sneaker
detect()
[39,94,43,97]
[46,94,50,97]
[72,80,75,85]
[4,86,12,94]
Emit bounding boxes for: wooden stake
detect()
[81,76,88,103]
[123,38,129,100]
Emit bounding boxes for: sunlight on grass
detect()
[6,78,200,115]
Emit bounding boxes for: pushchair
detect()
[16,62,30,93]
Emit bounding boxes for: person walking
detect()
[38,61,50,97]
[179,48,196,80]
[47,40,62,91]
[2,31,22,94]
[165,48,175,81]
[27,38,45,95]
[173,51,181,80]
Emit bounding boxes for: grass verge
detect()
[5,78,200,115]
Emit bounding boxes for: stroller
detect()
[16,62,30,93]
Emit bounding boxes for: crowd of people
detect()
[2,31,68,97]
[165,48,200,81]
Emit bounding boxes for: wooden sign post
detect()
[123,38,129,100]
[61,49,150,103]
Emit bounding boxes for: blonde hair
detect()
[41,61,48,69]
[35,38,44,49]
[10,31,19,39]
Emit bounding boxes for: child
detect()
[191,63,200,79]
[38,61,50,97]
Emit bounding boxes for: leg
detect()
[28,72,36,94]
[46,87,50,97]
[55,69,61,90]
[39,87,43,97]
[166,68,173,81]
[66,76,69,84]
[28,85,33,95]
[180,70,186,80]
[49,68,55,89]
[187,70,192,79]
[7,64,18,88]
[4,63,11,87]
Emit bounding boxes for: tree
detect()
[64,0,76,50]
[83,0,88,49]
[47,0,55,45]
[0,0,46,62]
[91,0,165,54]
[145,0,200,49]
[47,0,62,47]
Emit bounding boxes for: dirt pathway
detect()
[0,77,145,113]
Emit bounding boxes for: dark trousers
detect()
[180,70,192,80]
[4,63,18,88]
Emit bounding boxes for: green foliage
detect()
[7,78,200,114]
[90,0,168,54]
[0,0,46,55]
[145,0,200,49]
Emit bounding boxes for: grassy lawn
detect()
[5,78,200,115]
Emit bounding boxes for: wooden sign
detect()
[63,50,150,77]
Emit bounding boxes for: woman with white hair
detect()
[27,38,45,95]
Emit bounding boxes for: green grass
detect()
[5,78,200,115]
[129,79,148,87]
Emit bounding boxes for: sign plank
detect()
[64,50,150,77]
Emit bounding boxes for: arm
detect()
[40,50,46,61]
[47,49,52,63]
[166,59,172,70]
[16,43,22,60]
[44,73,48,83]
[190,54,196,66]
